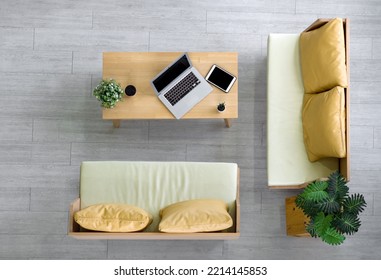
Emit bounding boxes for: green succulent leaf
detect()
[313,212,332,237]
[300,181,329,203]
[343,193,367,215]
[296,181,330,218]
[295,196,320,218]
[295,195,305,208]
[308,213,345,245]
[321,227,345,246]
[334,213,361,235]
[306,220,318,238]
[327,170,349,202]
[317,195,340,214]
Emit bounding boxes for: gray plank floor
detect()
[0,0,380,260]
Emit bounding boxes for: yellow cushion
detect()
[300,18,348,94]
[158,199,233,233]
[302,86,346,162]
[74,203,152,232]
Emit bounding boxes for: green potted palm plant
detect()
[295,171,366,245]
[93,79,123,108]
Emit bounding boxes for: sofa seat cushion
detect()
[158,199,233,233]
[302,86,346,162]
[299,18,348,94]
[80,161,238,232]
[74,203,152,232]
[267,34,338,186]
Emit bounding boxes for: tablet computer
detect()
[205,64,236,93]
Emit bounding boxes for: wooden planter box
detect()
[285,196,310,237]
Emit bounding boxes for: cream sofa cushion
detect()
[267,34,338,186]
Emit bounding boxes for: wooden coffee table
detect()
[102,52,238,128]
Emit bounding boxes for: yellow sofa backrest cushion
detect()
[302,86,346,162]
[158,199,233,233]
[74,203,152,232]
[299,18,348,94]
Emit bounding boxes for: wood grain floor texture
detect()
[0,0,380,259]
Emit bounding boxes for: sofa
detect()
[267,18,350,189]
[68,161,240,239]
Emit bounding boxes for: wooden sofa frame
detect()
[68,169,240,240]
[270,18,350,189]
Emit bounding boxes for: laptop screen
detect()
[152,55,190,93]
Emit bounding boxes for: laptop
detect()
[150,53,213,119]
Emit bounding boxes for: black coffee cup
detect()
[125,85,136,96]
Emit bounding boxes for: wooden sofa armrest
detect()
[269,182,311,190]
[342,18,350,182]
[234,168,241,234]
[303,18,351,183]
[68,198,80,234]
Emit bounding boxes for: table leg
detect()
[224,119,231,128]
[112,120,121,128]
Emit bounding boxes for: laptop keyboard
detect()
[164,72,201,106]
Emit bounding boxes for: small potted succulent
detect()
[295,171,366,245]
[217,102,226,113]
[93,79,123,108]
